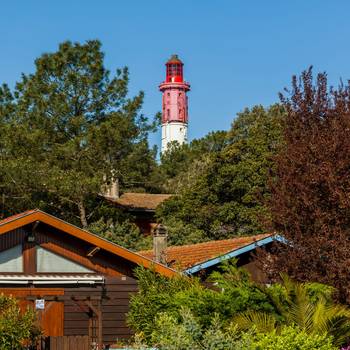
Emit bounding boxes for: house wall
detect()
[64,276,137,343]
[0,225,140,344]
[0,224,139,276]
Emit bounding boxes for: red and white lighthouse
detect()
[159,54,190,153]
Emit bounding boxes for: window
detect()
[36,246,93,273]
[0,245,23,272]
[167,64,182,77]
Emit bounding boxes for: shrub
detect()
[232,275,350,347]
[249,326,336,350]
[127,263,277,343]
[135,309,336,350]
[128,264,348,347]
[0,294,39,350]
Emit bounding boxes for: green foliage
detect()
[150,309,245,350]
[159,130,229,193]
[127,263,276,344]
[0,294,39,350]
[129,265,349,348]
[232,275,350,347]
[88,217,151,251]
[248,326,336,350]
[157,217,206,246]
[157,105,284,245]
[133,309,335,350]
[0,40,157,227]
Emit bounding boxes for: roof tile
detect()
[107,193,172,211]
[139,233,271,270]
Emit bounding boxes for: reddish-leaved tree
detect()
[263,68,350,303]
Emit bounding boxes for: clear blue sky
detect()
[1,1,350,149]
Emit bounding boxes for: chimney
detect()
[102,177,120,199]
[109,178,120,199]
[153,224,167,265]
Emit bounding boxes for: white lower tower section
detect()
[161,122,188,153]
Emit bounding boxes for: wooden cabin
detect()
[0,209,175,349]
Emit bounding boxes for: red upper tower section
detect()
[159,54,190,124]
[165,54,184,83]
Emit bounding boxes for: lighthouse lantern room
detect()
[159,54,190,153]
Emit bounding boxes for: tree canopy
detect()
[157,105,284,245]
[0,40,157,227]
[263,68,350,303]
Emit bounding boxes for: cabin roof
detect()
[108,192,172,211]
[139,233,275,273]
[0,209,176,277]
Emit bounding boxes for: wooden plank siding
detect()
[0,227,26,252]
[0,211,174,346]
[50,336,89,350]
[0,225,139,344]
[63,276,137,343]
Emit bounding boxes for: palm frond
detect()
[232,310,277,334]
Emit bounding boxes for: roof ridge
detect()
[138,233,272,255]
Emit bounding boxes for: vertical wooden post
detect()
[23,242,36,274]
[85,299,103,349]
[97,301,103,349]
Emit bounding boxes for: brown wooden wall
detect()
[64,276,137,344]
[0,224,140,277]
[0,225,141,345]
[0,277,138,345]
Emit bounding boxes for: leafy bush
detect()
[232,275,350,347]
[127,263,277,343]
[133,309,336,350]
[150,309,246,350]
[249,326,336,350]
[128,264,350,348]
[0,294,39,350]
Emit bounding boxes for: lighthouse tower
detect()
[159,54,190,153]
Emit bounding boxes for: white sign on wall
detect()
[35,299,45,310]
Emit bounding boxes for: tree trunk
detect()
[77,200,88,229]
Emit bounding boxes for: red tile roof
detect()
[108,193,172,211]
[139,233,272,270]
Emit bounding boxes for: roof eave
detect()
[184,235,283,275]
[0,210,177,278]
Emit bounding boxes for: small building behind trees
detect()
[106,192,172,235]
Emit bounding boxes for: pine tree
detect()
[0,40,156,227]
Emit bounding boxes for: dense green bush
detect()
[232,275,350,347]
[0,294,39,350]
[128,264,350,348]
[133,309,336,350]
[128,263,277,342]
[249,326,336,350]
